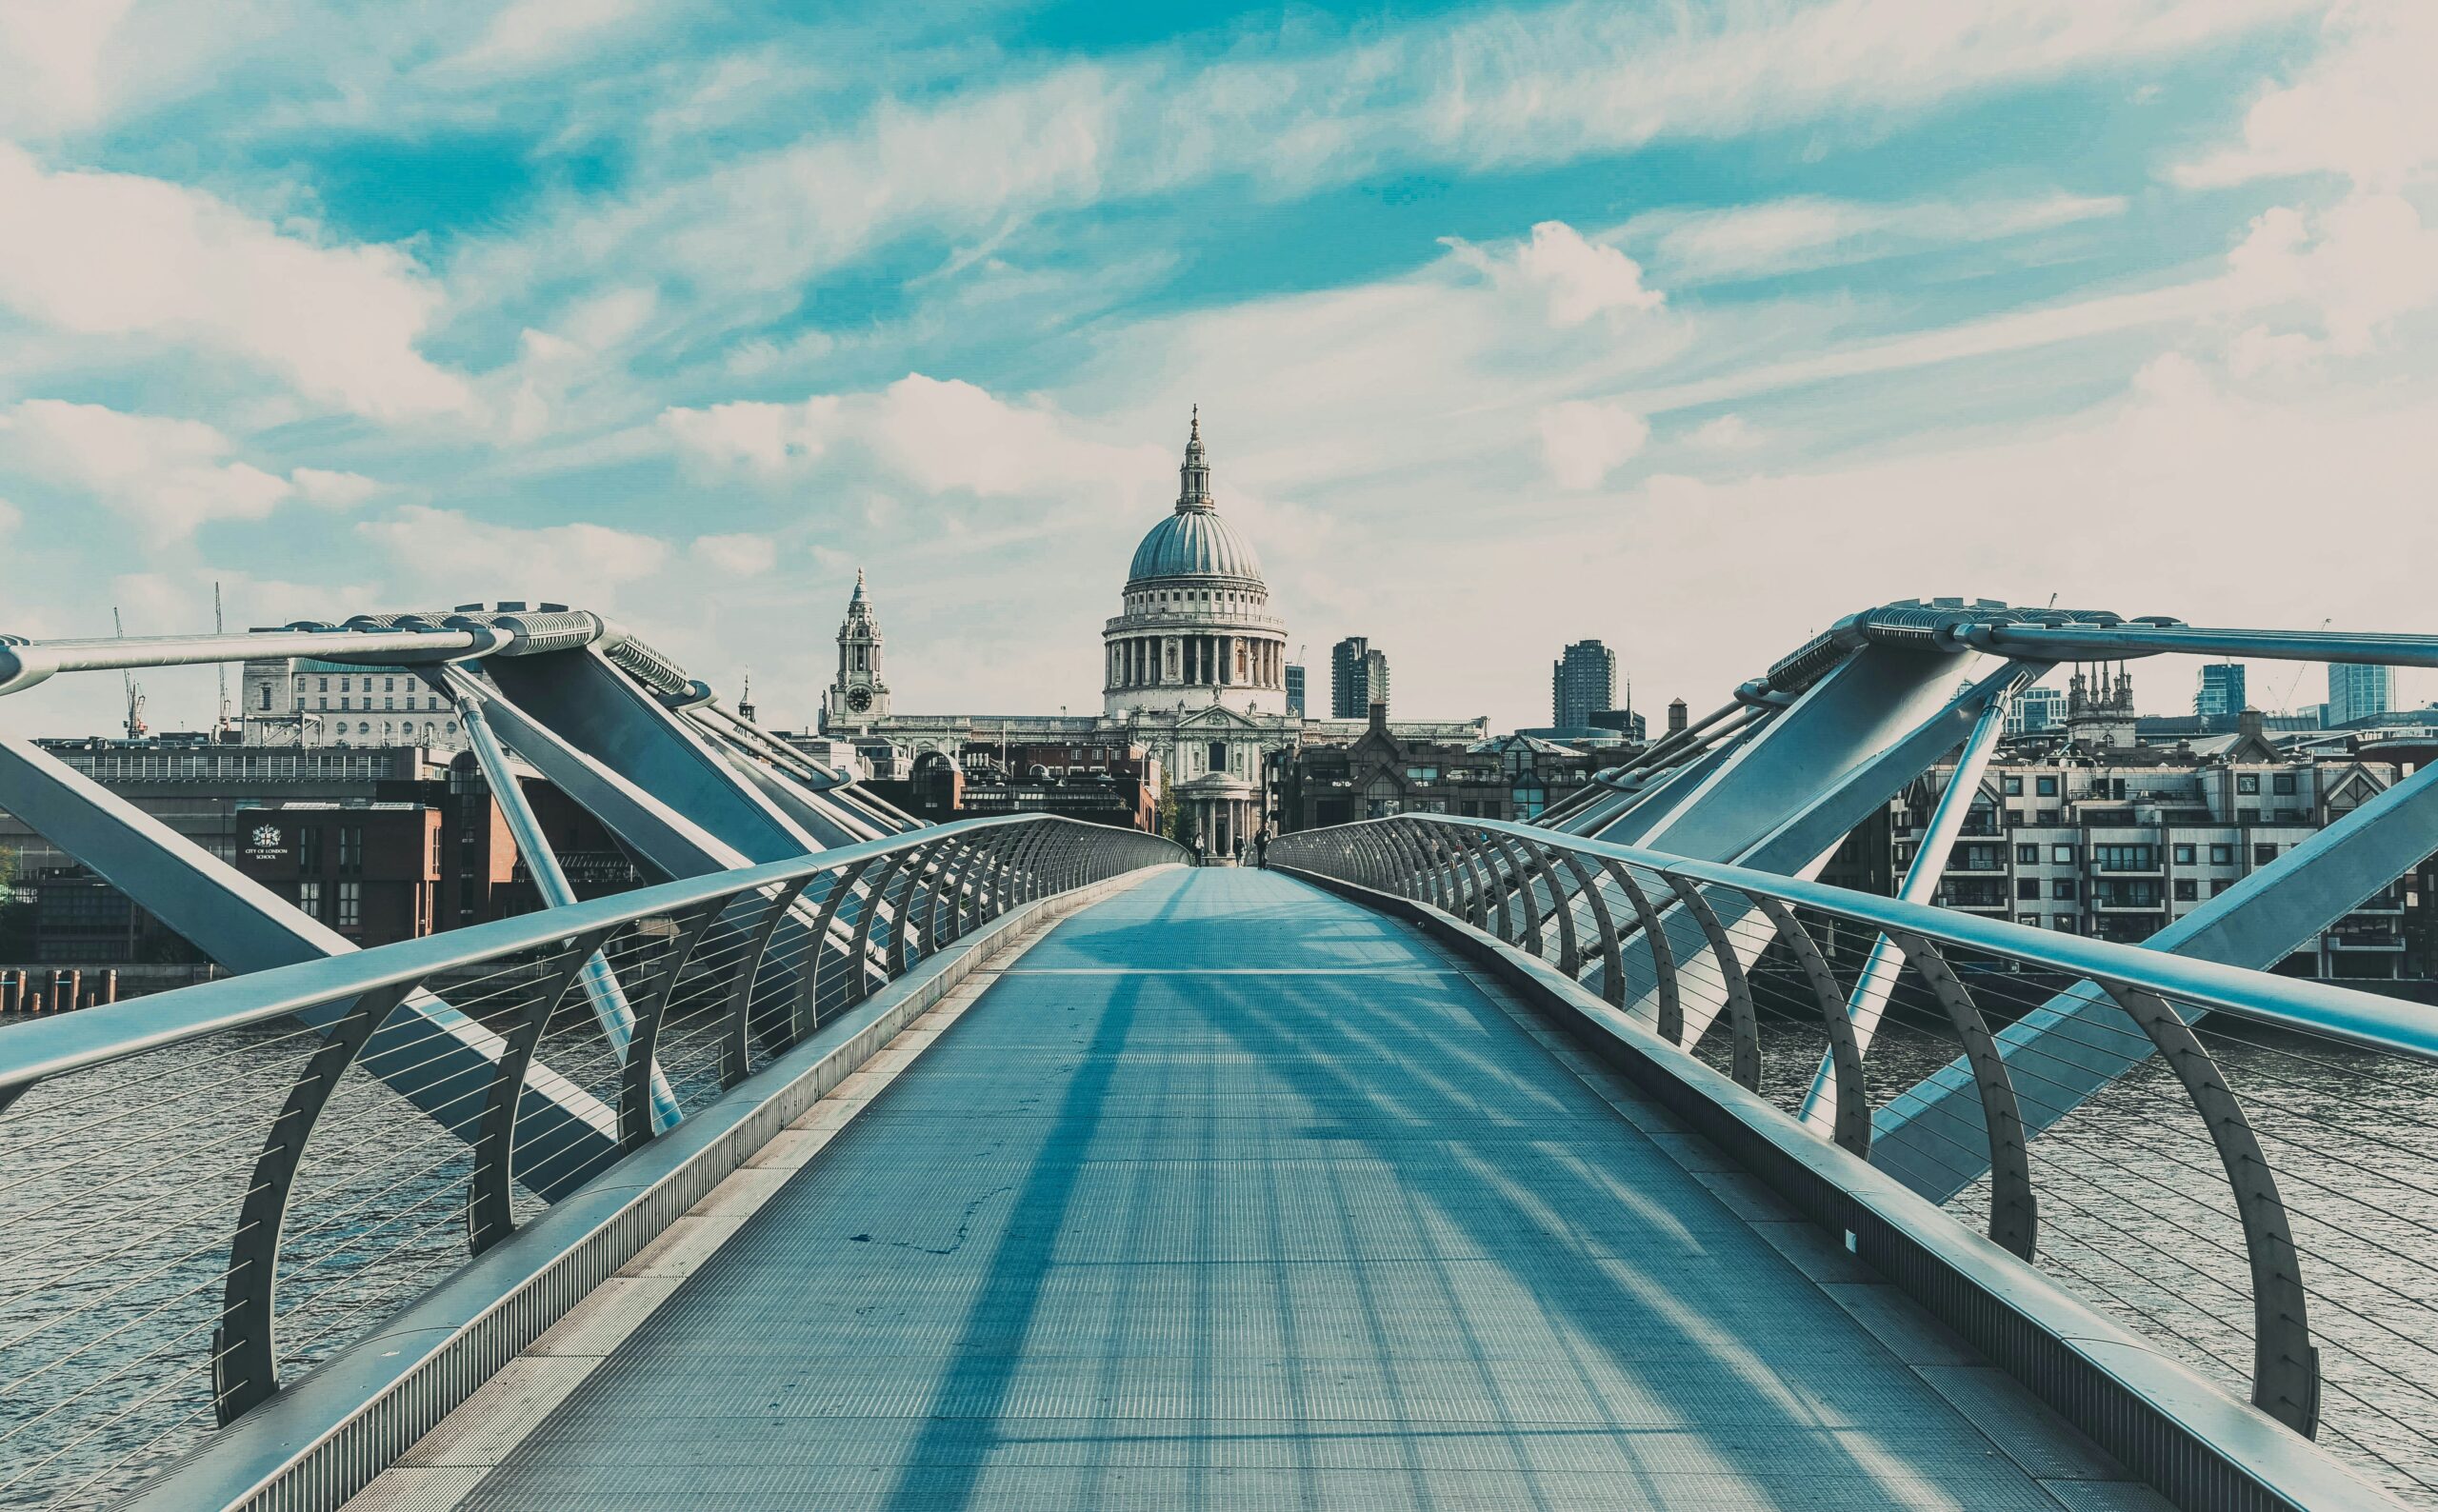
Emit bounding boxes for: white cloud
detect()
[0,400,393,535]
[290,468,384,508]
[0,144,470,420]
[1626,192,2127,282]
[1449,221,1664,328]
[443,0,648,74]
[0,400,291,534]
[691,531,777,576]
[2175,0,2438,192]
[660,374,1169,504]
[0,0,132,134]
[459,0,2305,318]
[1686,414,1758,449]
[2223,193,2438,358]
[357,505,671,605]
[1538,400,1650,488]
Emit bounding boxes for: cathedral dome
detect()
[1128,507,1263,585]
[1124,407,1264,587]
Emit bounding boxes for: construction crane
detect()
[2278,617,2332,715]
[213,582,230,739]
[111,608,147,739]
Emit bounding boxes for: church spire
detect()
[1177,405,1213,512]
[849,566,868,605]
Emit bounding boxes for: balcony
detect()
[2091,884,2166,911]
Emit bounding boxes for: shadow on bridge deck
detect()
[418,868,2164,1511]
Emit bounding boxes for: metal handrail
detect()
[0,815,1154,1098]
[0,811,1181,1484]
[1268,811,2438,1445]
[1290,814,2438,1064]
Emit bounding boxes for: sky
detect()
[0,0,2432,739]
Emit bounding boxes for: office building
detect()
[2194,663,2248,717]
[1330,636,1389,719]
[1551,640,1617,731]
[1284,663,1306,717]
[2328,664,2396,728]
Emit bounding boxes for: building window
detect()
[1208,741,1228,773]
[299,828,323,872]
[2018,913,2041,927]
[2035,776,2058,796]
[336,882,360,929]
[2052,878,2077,901]
[339,826,363,875]
[2272,773,2297,795]
[2212,878,2234,896]
[2093,844,2155,872]
[2051,845,2076,864]
[2237,773,2261,794]
[339,697,350,710]
[2210,844,2234,865]
[297,881,323,919]
[2173,879,2198,902]
[2238,806,2260,824]
[2015,844,2038,865]
[2253,843,2279,865]
[2172,844,2196,865]
[2038,808,2059,824]
[2016,878,2039,900]
[2003,776,2023,796]
[2052,915,2077,933]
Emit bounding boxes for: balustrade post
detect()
[1603,862,1678,1039]
[716,879,809,1092]
[2101,983,2320,1436]
[794,859,869,1040]
[469,925,617,1255]
[212,979,419,1424]
[1661,876,1760,1090]
[621,900,724,1140]
[1749,896,1870,1159]
[1886,929,2036,1261]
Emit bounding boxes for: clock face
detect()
[846,686,872,712]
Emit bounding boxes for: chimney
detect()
[1369,699,1388,736]
[1667,698,1689,735]
[2238,707,2265,743]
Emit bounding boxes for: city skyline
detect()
[0,3,2431,739]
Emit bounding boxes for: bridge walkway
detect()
[387,868,2169,1511]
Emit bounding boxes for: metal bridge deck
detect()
[436,869,2161,1510]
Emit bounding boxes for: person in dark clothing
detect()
[1253,830,1269,868]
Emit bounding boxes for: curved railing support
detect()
[1749,896,1871,1159]
[469,925,617,1255]
[1605,860,1679,1038]
[211,980,419,1424]
[2101,982,2321,1436]
[717,879,810,1091]
[622,900,725,1141]
[1886,928,2035,1261]
[793,859,869,1040]
[1556,850,1624,1005]
[1537,842,1585,978]
[1662,876,1761,1091]
[846,850,913,1006]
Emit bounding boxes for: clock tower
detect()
[824,567,890,732]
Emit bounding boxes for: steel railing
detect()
[0,814,1180,1510]
[1271,814,2438,1509]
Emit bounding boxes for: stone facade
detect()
[822,412,1485,853]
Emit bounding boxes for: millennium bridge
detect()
[4,601,2438,1511]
